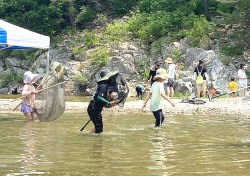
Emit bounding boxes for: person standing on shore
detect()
[142,68,175,127]
[147,60,162,85]
[164,57,176,98]
[228,77,238,97]
[20,71,40,122]
[237,64,248,97]
[193,60,209,98]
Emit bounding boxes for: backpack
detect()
[196,67,203,84]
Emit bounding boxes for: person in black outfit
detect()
[87,69,118,133]
[11,87,18,94]
[193,60,209,98]
[147,60,162,85]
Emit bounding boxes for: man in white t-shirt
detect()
[164,58,176,98]
[237,64,248,97]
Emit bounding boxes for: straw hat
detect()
[23,71,39,84]
[97,69,119,82]
[165,57,173,64]
[153,68,169,80]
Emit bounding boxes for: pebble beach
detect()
[1,97,250,118]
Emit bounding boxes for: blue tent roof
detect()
[0,19,50,50]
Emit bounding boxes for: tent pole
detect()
[46,50,50,87]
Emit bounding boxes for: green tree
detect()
[226,0,250,49]
[185,16,212,47]
[109,0,139,15]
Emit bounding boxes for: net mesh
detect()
[35,72,65,122]
[107,72,129,107]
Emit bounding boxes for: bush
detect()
[171,49,181,62]
[90,47,109,67]
[246,71,250,79]
[109,0,136,15]
[1,70,22,86]
[127,11,171,41]
[102,22,130,42]
[220,55,232,66]
[82,29,98,48]
[221,46,243,57]
[72,73,87,84]
[72,47,83,57]
[75,5,95,26]
[185,16,212,47]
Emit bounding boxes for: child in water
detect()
[20,71,40,122]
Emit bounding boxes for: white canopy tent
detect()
[0,19,50,49]
[0,19,50,80]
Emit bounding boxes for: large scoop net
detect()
[99,71,129,107]
[110,72,129,107]
[35,71,65,122]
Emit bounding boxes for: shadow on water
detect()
[0,113,249,175]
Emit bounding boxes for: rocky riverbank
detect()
[1,97,250,117]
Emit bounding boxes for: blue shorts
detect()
[166,78,174,87]
[20,103,34,113]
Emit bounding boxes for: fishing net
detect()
[35,70,65,122]
[106,72,129,107]
[95,69,129,107]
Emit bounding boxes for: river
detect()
[0,113,249,175]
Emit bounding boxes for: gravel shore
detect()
[1,97,250,117]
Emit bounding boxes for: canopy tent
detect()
[0,19,65,122]
[0,19,50,85]
[0,19,50,49]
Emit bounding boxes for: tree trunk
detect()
[69,0,76,32]
[204,0,211,21]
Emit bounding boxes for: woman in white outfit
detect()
[237,64,248,97]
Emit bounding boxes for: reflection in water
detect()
[148,129,175,175]
[17,122,48,175]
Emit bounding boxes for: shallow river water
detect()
[0,112,249,176]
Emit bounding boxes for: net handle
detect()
[12,72,58,111]
[12,81,67,102]
[36,81,67,93]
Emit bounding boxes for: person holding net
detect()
[87,69,119,133]
[20,71,40,122]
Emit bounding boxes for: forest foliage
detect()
[0,0,249,56]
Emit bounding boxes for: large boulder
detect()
[0,87,8,94]
[180,48,237,92]
[5,57,22,68]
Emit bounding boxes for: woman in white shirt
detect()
[237,64,248,97]
[164,58,176,98]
